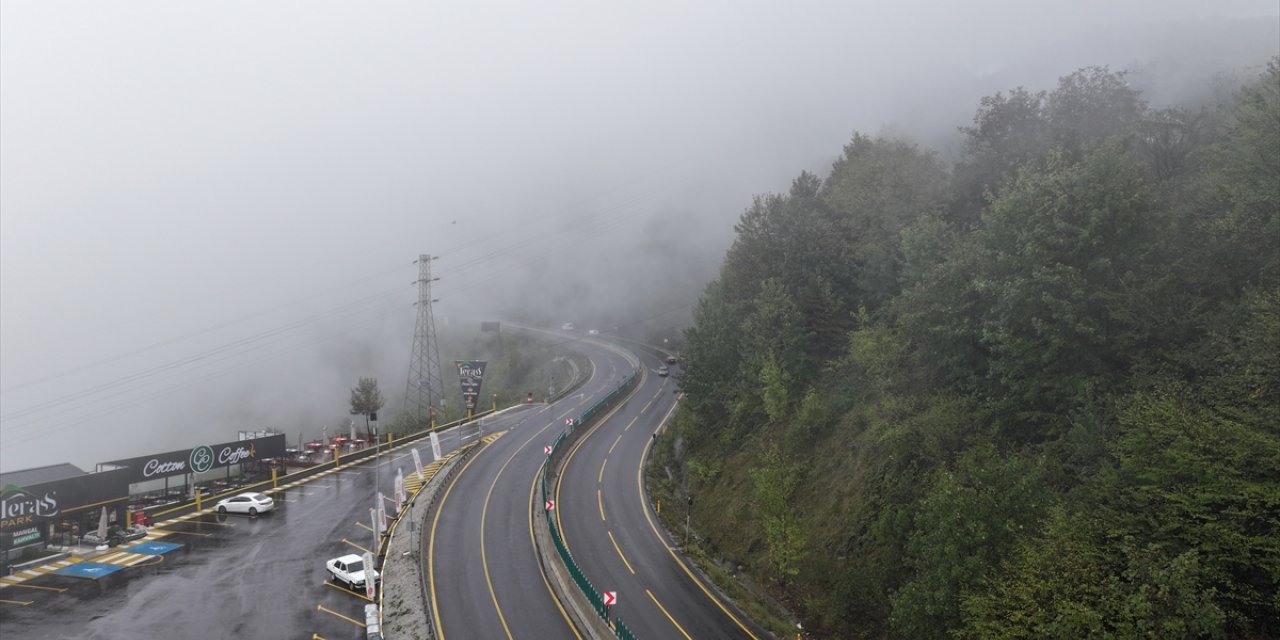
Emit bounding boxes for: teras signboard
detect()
[102,434,287,483]
[1,467,132,542]
[454,360,487,410]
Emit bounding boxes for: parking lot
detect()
[0,436,461,639]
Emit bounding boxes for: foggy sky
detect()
[2,1,1276,471]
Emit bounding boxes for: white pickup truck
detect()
[326,554,379,590]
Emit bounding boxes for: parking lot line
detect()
[323,581,375,602]
[316,604,366,628]
[341,538,371,554]
[0,582,66,593]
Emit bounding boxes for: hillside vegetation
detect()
[654,61,1279,639]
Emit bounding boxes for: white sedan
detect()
[215,492,274,515]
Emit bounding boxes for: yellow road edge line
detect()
[527,457,584,640]
[637,401,760,639]
[429,441,491,640]
[554,368,644,552]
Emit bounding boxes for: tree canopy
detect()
[659,60,1280,639]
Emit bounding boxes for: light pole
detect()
[685,493,693,546]
[372,411,380,555]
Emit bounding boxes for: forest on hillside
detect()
[653,60,1278,639]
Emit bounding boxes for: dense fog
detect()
[2,1,1276,470]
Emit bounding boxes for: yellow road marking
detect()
[178,517,236,527]
[598,490,606,521]
[1,582,66,593]
[430,440,491,640]
[316,604,366,627]
[0,597,34,606]
[609,432,624,454]
[623,416,639,432]
[477,425,546,640]
[527,461,583,639]
[608,530,635,575]
[355,521,374,533]
[150,528,213,537]
[323,581,374,601]
[598,458,608,484]
[646,589,693,640]
[555,373,642,550]
[637,401,759,639]
[341,539,371,554]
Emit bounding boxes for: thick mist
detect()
[2,1,1276,471]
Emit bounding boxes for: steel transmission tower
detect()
[405,254,444,426]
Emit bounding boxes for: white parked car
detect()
[327,554,380,590]
[215,492,274,515]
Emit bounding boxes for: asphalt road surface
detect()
[553,343,769,639]
[427,335,638,639]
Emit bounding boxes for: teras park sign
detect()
[454,360,487,411]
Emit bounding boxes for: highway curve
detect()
[553,342,770,639]
[426,334,637,639]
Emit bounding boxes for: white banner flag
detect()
[362,551,376,600]
[411,448,424,480]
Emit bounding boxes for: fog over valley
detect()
[2,0,1276,471]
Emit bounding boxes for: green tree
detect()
[959,509,1227,640]
[750,445,807,585]
[975,142,1158,436]
[349,377,385,437]
[821,133,950,311]
[890,446,1051,639]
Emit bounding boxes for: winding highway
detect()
[552,342,768,639]
[1,333,770,639]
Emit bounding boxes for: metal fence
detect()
[539,371,640,638]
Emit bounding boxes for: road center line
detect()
[608,530,635,575]
[645,589,693,640]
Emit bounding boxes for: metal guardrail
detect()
[539,371,641,638]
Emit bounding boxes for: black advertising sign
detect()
[454,360,487,410]
[101,434,287,483]
[1,467,132,539]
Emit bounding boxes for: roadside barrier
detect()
[538,371,641,640]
